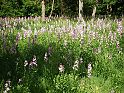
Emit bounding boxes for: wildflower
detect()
[16,32,22,42]
[27,26,32,37]
[116,41,120,49]
[34,28,37,39]
[40,27,46,33]
[29,55,37,68]
[3,79,11,93]
[44,52,48,62]
[80,38,84,46]
[32,55,37,62]
[113,32,117,41]
[71,29,77,39]
[117,19,123,37]
[108,31,113,41]
[73,60,79,70]
[29,61,37,68]
[87,63,92,78]
[98,47,101,53]
[108,53,112,60]
[24,60,28,67]
[80,57,83,64]
[23,31,27,39]
[58,63,64,73]
[18,78,22,83]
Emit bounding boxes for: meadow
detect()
[0,17,124,93]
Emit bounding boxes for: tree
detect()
[42,0,45,21]
[49,0,55,18]
[79,0,84,21]
[92,0,98,18]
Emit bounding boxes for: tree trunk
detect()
[109,5,112,14]
[92,0,98,19]
[42,0,45,21]
[92,5,96,18]
[49,0,55,18]
[79,0,83,21]
[61,0,64,16]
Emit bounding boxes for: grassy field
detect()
[0,17,124,93]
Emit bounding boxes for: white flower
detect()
[5,83,8,88]
[88,63,92,78]
[80,58,83,63]
[58,63,64,73]
[3,90,7,93]
[18,78,22,83]
[73,60,79,70]
[34,28,37,36]
[44,52,48,62]
[29,61,37,67]
[4,80,11,93]
[32,55,37,62]
[24,60,28,67]
[29,55,37,67]
[6,87,10,91]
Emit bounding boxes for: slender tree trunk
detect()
[79,0,83,21]
[107,4,109,14]
[92,0,98,19]
[109,5,112,14]
[92,5,96,18]
[49,0,55,18]
[42,0,45,21]
[61,0,64,16]
[107,4,112,16]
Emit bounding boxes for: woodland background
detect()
[0,0,124,17]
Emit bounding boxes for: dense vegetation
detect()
[0,17,124,92]
[0,0,124,93]
[0,0,124,17]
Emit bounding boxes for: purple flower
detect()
[23,31,27,39]
[71,29,77,39]
[16,32,21,44]
[117,19,123,37]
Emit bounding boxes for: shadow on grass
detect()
[0,33,96,92]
